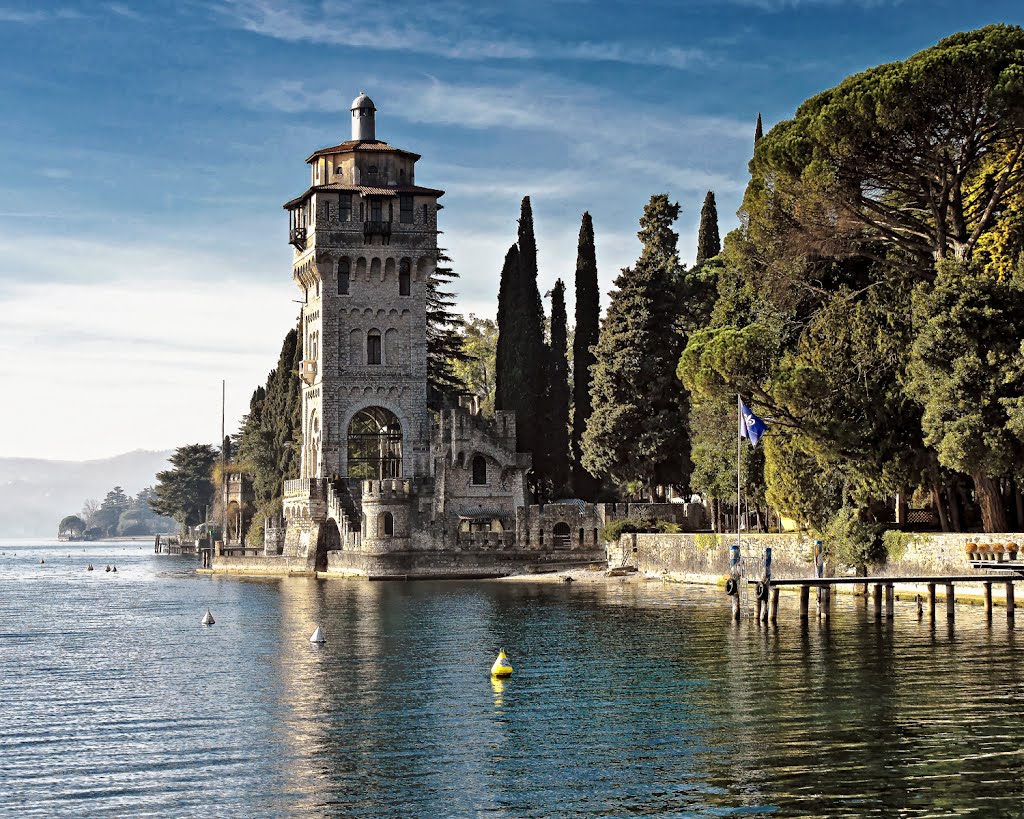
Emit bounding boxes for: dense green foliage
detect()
[677,24,1024,551]
[571,211,601,500]
[453,314,497,412]
[150,445,218,528]
[495,197,551,495]
[695,191,721,265]
[58,515,85,537]
[582,195,691,499]
[546,280,571,496]
[235,328,303,543]
[427,250,470,406]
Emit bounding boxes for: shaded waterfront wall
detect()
[616,532,1024,580]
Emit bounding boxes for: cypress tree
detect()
[755,112,763,146]
[494,244,523,413]
[546,279,571,496]
[571,212,601,500]
[695,191,721,264]
[582,194,691,500]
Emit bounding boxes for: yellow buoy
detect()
[490,648,513,678]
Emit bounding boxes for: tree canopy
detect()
[150,444,218,529]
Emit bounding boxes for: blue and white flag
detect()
[739,399,768,447]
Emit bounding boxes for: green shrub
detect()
[822,506,886,569]
[695,532,722,551]
[881,530,923,563]
[600,516,680,542]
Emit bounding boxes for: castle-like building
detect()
[213,94,695,578]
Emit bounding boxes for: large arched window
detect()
[337,258,350,295]
[553,522,571,549]
[472,454,487,485]
[367,330,382,365]
[379,511,394,537]
[399,258,411,296]
[347,407,402,479]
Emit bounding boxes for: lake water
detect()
[2,540,1024,817]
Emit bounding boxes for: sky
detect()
[0,0,1020,461]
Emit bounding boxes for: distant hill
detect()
[0,450,174,538]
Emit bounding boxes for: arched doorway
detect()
[553,522,571,550]
[347,407,403,479]
[314,519,341,572]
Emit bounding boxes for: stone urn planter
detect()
[1007,543,1019,561]
[966,543,979,560]
[992,543,1005,563]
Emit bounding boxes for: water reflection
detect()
[6,544,1024,816]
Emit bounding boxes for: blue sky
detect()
[1,0,1020,460]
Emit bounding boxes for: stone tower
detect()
[283,93,444,485]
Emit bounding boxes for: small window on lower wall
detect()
[472,455,486,485]
[381,511,394,536]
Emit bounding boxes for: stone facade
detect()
[215,95,615,578]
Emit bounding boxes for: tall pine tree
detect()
[426,249,469,407]
[571,211,601,500]
[546,279,571,496]
[755,112,763,146]
[582,194,691,500]
[695,191,721,264]
[495,243,522,413]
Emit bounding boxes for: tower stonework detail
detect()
[217,95,627,578]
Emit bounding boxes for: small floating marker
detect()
[40,559,45,565]
[87,564,94,571]
[491,648,513,678]
[112,566,117,573]
[309,625,326,644]
[105,565,111,573]
[201,609,215,626]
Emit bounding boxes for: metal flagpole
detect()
[737,394,742,547]
[221,379,226,548]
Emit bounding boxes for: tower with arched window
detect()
[284,93,443,488]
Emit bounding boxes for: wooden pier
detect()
[742,574,1024,624]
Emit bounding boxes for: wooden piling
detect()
[885,584,894,619]
[770,587,779,623]
[755,597,763,621]
[984,581,993,619]
[822,586,831,620]
[1006,582,1015,622]
[946,583,955,620]
[732,593,741,622]
[873,584,883,619]
[927,583,936,620]
[799,586,810,620]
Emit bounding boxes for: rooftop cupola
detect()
[351,92,376,141]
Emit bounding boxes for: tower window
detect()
[400,196,413,224]
[422,204,428,223]
[339,194,351,222]
[381,511,394,536]
[370,200,382,223]
[388,201,394,223]
[399,259,411,296]
[367,331,382,365]
[472,455,487,485]
[337,258,350,295]
[367,165,378,180]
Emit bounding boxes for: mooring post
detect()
[770,587,780,623]
[873,584,883,619]
[984,581,993,620]
[1006,582,1015,623]
[885,584,894,619]
[755,596,763,621]
[730,543,742,622]
[946,582,955,620]
[822,585,831,620]
[927,583,936,620]
[799,585,810,620]
[761,547,772,622]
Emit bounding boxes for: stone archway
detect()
[314,519,341,572]
[553,522,571,550]
[347,406,403,479]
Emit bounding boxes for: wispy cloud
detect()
[0,7,82,23]
[219,0,711,70]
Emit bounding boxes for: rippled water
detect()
[3,540,1024,817]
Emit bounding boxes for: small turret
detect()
[351,92,376,141]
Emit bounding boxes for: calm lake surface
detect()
[3,541,1024,817]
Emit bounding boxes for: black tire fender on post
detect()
[755,581,769,601]
[725,578,737,596]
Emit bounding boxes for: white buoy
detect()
[309,625,326,644]
[201,609,215,626]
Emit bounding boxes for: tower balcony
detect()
[300,359,317,385]
[289,226,307,250]
[363,220,391,244]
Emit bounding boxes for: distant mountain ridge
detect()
[0,450,174,538]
